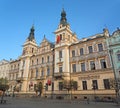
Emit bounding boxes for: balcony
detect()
[30,62,54,69]
[35,76,46,80]
[9,68,19,73]
[16,77,23,83]
[54,72,69,80]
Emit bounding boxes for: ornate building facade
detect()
[0,59,9,79]
[8,9,117,100]
[106,28,120,97]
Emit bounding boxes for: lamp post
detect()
[51,48,54,99]
[92,83,96,102]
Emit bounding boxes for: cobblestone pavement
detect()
[0,96,119,108]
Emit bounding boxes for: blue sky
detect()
[0,0,120,61]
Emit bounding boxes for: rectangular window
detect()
[103,79,110,89]
[81,63,85,72]
[32,48,34,53]
[23,60,25,67]
[72,64,76,72]
[37,59,38,64]
[80,48,84,55]
[60,34,62,40]
[16,74,18,79]
[42,57,44,63]
[59,66,62,73]
[98,43,103,52]
[88,46,93,53]
[100,59,107,68]
[92,80,98,90]
[47,67,50,76]
[59,82,63,90]
[73,81,78,90]
[36,69,38,77]
[45,83,48,91]
[21,71,24,77]
[90,61,95,70]
[31,71,34,78]
[72,50,75,57]
[59,50,62,58]
[32,60,34,65]
[82,81,87,90]
[41,71,44,76]
[117,54,120,61]
[47,56,50,62]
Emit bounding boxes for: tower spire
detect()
[60,8,68,26]
[27,25,35,41]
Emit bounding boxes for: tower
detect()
[18,25,38,92]
[54,9,78,81]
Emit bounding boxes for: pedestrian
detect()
[87,98,89,104]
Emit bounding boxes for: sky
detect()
[0,0,120,61]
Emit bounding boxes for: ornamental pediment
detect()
[112,30,120,37]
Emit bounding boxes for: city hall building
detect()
[8,9,117,100]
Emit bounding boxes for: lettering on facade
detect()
[78,75,100,80]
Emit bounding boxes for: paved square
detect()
[0,97,119,108]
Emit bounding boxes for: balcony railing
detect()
[9,68,19,73]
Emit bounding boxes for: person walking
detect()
[87,98,89,104]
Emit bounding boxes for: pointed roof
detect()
[27,25,35,41]
[60,8,68,26]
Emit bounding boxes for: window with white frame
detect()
[41,70,44,76]
[80,48,84,55]
[36,68,38,77]
[90,61,95,70]
[72,64,76,72]
[82,81,87,90]
[92,80,98,90]
[59,66,62,73]
[103,79,110,89]
[72,50,75,57]
[47,67,50,76]
[42,57,44,63]
[59,50,62,58]
[23,60,25,67]
[88,46,93,53]
[60,34,62,40]
[37,59,39,64]
[47,56,50,62]
[81,62,85,72]
[32,60,34,65]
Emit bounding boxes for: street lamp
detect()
[12,85,16,97]
[92,83,96,101]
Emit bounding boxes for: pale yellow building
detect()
[8,9,116,100]
[0,59,9,79]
